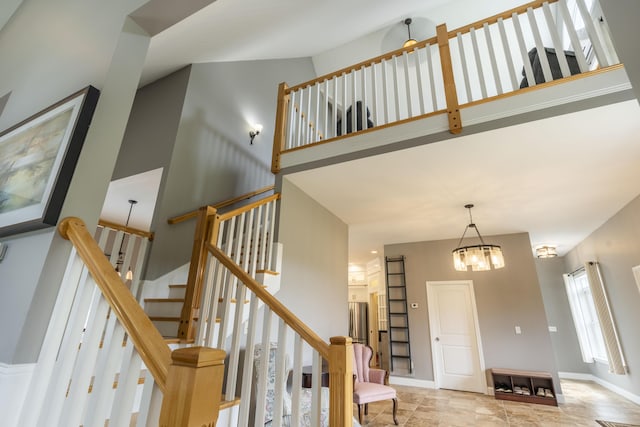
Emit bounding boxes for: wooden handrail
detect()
[286,35,439,94]
[98,219,154,240]
[447,0,559,38]
[207,243,330,359]
[58,217,171,391]
[168,185,276,225]
[217,193,281,221]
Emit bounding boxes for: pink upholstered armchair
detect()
[352,343,398,425]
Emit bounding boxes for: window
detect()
[564,270,608,363]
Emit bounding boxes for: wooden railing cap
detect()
[58,216,86,240]
[330,336,353,345]
[171,347,226,368]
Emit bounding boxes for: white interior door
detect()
[426,280,486,393]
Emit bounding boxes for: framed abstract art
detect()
[0,85,100,237]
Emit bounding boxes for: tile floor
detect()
[354,379,640,426]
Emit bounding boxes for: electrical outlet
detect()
[548,326,557,332]
[515,326,522,334]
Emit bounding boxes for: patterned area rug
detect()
[596,421,640,427]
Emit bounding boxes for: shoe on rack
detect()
[514,386,523,395]
[544,389,554,398]
[503,384,512,393]
[521,386,531,396]
[495,383,505,392]
[536,387,545,397]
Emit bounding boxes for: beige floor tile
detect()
[356,379,640,427]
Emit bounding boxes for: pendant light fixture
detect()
[452,204,505,272]
[403,18,418,48]
[115,199,137,281]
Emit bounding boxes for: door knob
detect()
[435,337,440,342]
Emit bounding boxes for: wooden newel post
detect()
[272,82,289,174]
[436,23,462,134]
[329,336,354,427]
[179,206,218,341]
[159,347,226,427]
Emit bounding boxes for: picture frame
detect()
[0,85,100,237]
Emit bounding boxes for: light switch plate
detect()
[548,326,557,332]
[515,326,522,334]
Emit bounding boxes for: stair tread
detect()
[168,284,187,288]
[218,298,250,304]
[144,298,185,303]
[220,396,241,410]
[256,269,279,276]
[149,316,181,322]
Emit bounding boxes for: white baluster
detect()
[415,47,426,115]
[512,12,537,87]
[456,33,473,102]
[558,0,589,72]
[266,200,277,272]
[332,75,338,138]
[575,0,609,67]
[542,2,572,78]
[351,69,357,133]
[392,55,400,121]
[135,369,157,427]
[381,59,390,124]
[341,73,347,135]
[527,7,554,83]
[254,308,273,427]
[403,51,413,118]
[497,17,519,90]
[426,44,438,111]
[310,350,322,427]
[273,319,288,425]
[306,85,312,145]
[109,345,143,427]
[361,65,368,131]
[483,22,503,95]
[226,281,247,401]
[237,291,260,426]
[323,79,329,140]
[371,62,379,124]
[60,283,111,426]
[287,91,297,150]
[18,250,84,427]
[290,334,304,427]
[470,27,488,98]
[315,81,321,142]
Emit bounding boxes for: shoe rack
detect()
[490,368,558,406]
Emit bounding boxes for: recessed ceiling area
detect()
[99,168,163,232]
[286,99,640,265]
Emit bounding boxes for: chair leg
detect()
[364,403,368,415]
[392,398,398,425]
[358,404,362,424]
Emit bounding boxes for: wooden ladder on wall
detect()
[385,256,413,374]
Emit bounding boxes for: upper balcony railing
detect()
[271,0,620,173]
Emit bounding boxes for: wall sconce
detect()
[249,124,263,144]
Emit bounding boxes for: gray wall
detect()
[385,232,561,392]
[143,58,316,279]
[534,257,588,374]
[600,0,640,103]
[0,0,149,363]
[277,178,349,341]
[564,194,640,397]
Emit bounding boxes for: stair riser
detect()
[152,320,180,337]
[168,286,187,299]
[144,301,183,317]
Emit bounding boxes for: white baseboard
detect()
[389,376,435,389]
[559,371,640,405]
[0,363,35,427]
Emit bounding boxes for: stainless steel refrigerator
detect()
[348,302,369,345]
